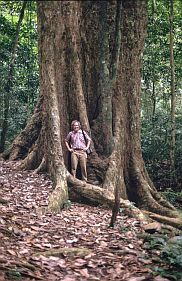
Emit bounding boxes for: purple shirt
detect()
[65,129,91,150]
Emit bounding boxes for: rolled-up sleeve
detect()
[65,132,72,142]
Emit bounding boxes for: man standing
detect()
[65,120,91,182]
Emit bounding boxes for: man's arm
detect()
[65,140,73,152]
[65,133,73,152]
[84,139,91,151]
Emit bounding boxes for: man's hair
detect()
[71,120,81,129]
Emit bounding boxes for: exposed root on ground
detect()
[33,157,46,174]
[67,174,182,229]
[130,160,178,219]
[144,211,182,229]
[35,247,92,258]
[68,175,150,225]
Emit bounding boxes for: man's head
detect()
[71,120,81,132]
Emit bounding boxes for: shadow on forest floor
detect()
[0,161,177,281]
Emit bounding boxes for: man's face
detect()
[73,122,80,132]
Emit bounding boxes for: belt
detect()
[74,148,83,151]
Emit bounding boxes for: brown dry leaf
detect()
[100,240,108,247]
[62,276,76,281]
[66,238,78,244]
[30,226,41,231]
[79,268,90,278]
[48,256,60,261]
[127,277,148,281]
[19,249,29,254]
[42,243,52,248]
[0,271,6,281]
[139,258,153,265]
[74,258,87,264]
[128,243,134,249]
[154,276,170,281]
[7,249,17,256]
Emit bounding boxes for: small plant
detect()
[162,189,182,208]
[120,225,130,233]
[6,269,22,280]
[143,234,182,280]
[162,188,178,204]
[161,240,182,268]
[143,234,167,250]
[63,199,72,209]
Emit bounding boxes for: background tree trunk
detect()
[169,0,176,183]
[1,0,181,227]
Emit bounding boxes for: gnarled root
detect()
[17,143,40,171]
[33,157,46,174]
[67,174,149,225]
[144,211,182,229]
[48,166,68,212]
[129,159,178,218]
[48,181,68,212]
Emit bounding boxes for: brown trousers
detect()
[71,150,87,181]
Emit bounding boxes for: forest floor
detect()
[0,161,171,281]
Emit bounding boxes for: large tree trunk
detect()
[97,0,113,155]
[1,0,181,228]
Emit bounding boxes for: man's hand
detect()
[69,148,73,152]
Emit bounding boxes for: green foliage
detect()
[141,0,182,191]
[143,234,166,249]
[162,188,182,208]
[143,233,182,280]
[159,239,182,280]
[63,200,72,209]
[141,110,182,190]
[162,243,182,268]
[0,1,39,148]
[143,0,182,92]
[6,269,22,280]
[163,188,178,204]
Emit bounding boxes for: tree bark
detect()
[169,0,176,182]
[110,0,122,81]
[98,0,113,155]
[2,0,182,228]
